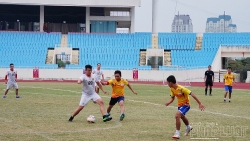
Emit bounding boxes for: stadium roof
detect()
[0,0,141,7]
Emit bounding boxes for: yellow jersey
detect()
[224,73,235,86]
[108,78,129,98]
[170,85,192,107]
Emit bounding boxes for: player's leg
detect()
[172,110,182,139]
[205,81,208,96]
[93,94,112,122]
[68,94,90,122]
[179,106,192,136]
[224,86,229,102]
[228,86,232,102]
[209,81,213,96]
[3,83,12,98]
[117,97,125,121]
[14,83,20,98]
[107,97,118,115]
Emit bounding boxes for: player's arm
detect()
[233,75,236,85]
[204,72,207,82]
[223,74,226,83]
[96,81,107,94]
[165,90,175,106]
[127,84,137,95]
[190,92,205,111]
[4,75,7,84]
[212,72,214,82]
[101,74,104,80]
[165,96,175,106]
[101,79,112,85]
[77,76,84,84]
[15,72,17,82]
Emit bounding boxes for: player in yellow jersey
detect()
[165,75,205,139]
[102,70,137,121]
[223,67,235,103]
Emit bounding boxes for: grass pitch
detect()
[0,82,249,141]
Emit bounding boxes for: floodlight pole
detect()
[151,0,159,69]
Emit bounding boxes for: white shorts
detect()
[6,82,18,89]
[79,92,101,106]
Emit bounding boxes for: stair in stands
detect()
[46,49,55,64]
[152,34,158,49]
[139,50,146,65]
[61,34,68,48]
[164,51,171,66]
[71,49,79,64]
[195,33,203,50]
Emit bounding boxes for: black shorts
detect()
[109,96,125,105]
[205,80,213,86]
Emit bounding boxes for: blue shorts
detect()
[109,96,124,105]
[225,85,233,93]
[178,105,190,116]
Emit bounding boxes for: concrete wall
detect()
[0,0,140,7]
[0,68,207,82]
[246,71,250,83]
[89,16,130,22]
[212,46,222,71]
[212,46,250,71]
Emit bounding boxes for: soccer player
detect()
[223,67,235,103]
[3,63,20,98]
[92,63,104,94]
[165,75,205,139]
[101,70,137,121]
[204,65,214,96]
[68,65,112,122]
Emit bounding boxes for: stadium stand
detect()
[67,32,152,70]
[1,31,250,69]
[160,33,250,68]
[0,31,61,68]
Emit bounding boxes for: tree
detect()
[228,57,250,82]
[147,57,163,66]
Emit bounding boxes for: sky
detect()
[134,0,250,33]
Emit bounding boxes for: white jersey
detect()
[6,70,17,83]
[92,69,103,81]
[79,74,98,95]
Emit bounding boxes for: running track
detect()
[1,80,249,90]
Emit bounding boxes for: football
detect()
[87,115,96,123]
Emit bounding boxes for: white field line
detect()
[18,86,250,120]
[1,85,250,136]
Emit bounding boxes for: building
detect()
[205,15,237,33]
[171,14,193,33]
[0,0,140,33]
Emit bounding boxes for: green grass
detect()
[0,82,249,141]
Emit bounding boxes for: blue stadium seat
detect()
[67,32,152,69]
[0,31,61,67]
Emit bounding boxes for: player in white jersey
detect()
[92,63,104,94]
[68,65,112,122]
[3,63,20,98]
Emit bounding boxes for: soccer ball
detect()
[87,115,96,123]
